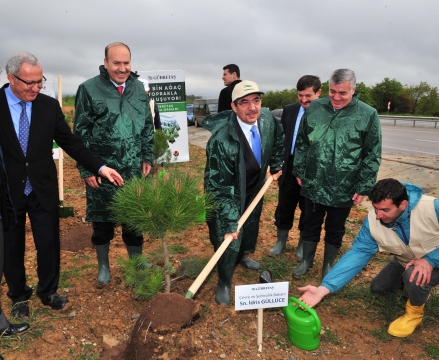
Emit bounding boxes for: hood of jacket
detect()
[392,182,424,225]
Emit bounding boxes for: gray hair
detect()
[330,69,356,90]
[5,52,40,76]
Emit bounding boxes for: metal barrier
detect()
[379,115,439,128]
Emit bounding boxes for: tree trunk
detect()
[162,234,171,293]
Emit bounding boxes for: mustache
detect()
[245,110,258,115]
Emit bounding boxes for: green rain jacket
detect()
[293,93,381,208]
[203,109,284,251]
[74,66,154,221]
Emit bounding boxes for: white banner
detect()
[235,282,289,310]
[137,70,189,163]
[40,81,60,159]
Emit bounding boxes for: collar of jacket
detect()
[320,91,360,111]
[98,65,139,87]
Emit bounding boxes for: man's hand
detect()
[85,176,100,188]
[142,162,152,177]
[272,170,282,181]
[352,193,365,205]
[406,258,433,286]
[297,285,330,308]
[297,178,302,186]
[99,166,124,186]
[225,230,240,242]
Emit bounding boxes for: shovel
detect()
[185,175,274,299]
[57,75,74,218]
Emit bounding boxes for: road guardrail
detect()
[380,115,439,128]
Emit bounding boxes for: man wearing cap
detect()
[203,80,284,305]
[218,64,241,112]
[74,42,154,285]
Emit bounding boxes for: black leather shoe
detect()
[11,302,29,318]
[0,322,30,336]
[41,293,69,310]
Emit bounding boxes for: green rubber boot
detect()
[126,245,152,268]
[295,233,304,260]
[215,279,231,305]
[292,241,318,277]
[269,229,289,255]
[96,243,111,284]
[322,243,339,278]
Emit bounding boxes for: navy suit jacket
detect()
[0,84,104,212]
[278,102,301,186]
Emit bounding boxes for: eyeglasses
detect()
[237,98,261,107]
[13,74,46,88]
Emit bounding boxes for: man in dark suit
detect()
[0,52,124,318]
[0,67,30,355]
[269,75,321,257]
[217,64,242,112]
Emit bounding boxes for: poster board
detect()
[137,70,189,162]
[40,81,61,160]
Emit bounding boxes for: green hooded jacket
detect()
[203,108,284,251]
[293,93,381,207]
[74,66,154,222]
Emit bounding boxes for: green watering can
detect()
[282,296,321,350]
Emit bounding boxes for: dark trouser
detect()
[4,191,60,302]
[91,222,143,246]
[274,158,305,231]
[302,198,351,248]
[370,257,439,306]
[211,199,263,287]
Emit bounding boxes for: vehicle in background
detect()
[186,104,194,126]
[193,98,218,127]
[272,109,283,121]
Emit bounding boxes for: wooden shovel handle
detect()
[185,176,274,298]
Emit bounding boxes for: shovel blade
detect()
[59,206,75,218]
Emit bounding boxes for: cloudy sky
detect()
[1,0,438,97]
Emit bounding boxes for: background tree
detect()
[262,89,297,110]
[406,81,432,115]
[371,78,404,112]
[355,82,374,106]
[417,86,439,116]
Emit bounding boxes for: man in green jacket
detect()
[74,42,154,284]
[203,80,284,305]
[292,69,382,278]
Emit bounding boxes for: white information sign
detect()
[235,281,289,310]
[137,69,189,163]
[40,81,55,98]
[39,81,60,159]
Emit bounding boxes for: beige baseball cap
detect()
[232,80,264,102]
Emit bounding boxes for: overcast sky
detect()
[1,0,438,97]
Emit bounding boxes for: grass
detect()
[424,344,439,359]
[59,267,81,288]
[258,253,298,281]
[370,328,392,342]
[322,328,343,345]
[177,257,209,279]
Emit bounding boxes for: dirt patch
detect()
[1,144,437,359]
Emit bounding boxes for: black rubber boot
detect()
[126,245,152,268]
[322,243,339,278]
[292,241,318,277]
[269,229,289,255]
[96,243,111,284]
[295,233,304,260]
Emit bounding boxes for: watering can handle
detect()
[185,176,274,299]
[290,297,321,333]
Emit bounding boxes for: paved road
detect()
[382,124,439,159]
[188,125,439,203]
